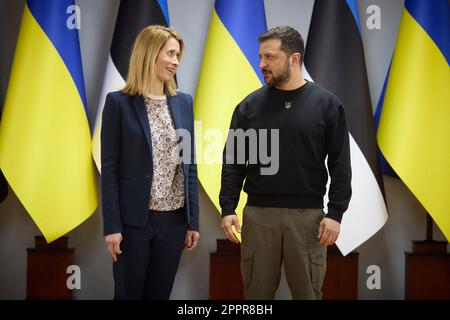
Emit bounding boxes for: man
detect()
[219,26,352,300]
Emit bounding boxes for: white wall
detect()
[0,0,447,300]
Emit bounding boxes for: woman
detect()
[101,25,200,300]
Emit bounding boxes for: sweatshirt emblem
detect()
[284,101,292,109]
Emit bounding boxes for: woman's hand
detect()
[105,233,123,262]
[184,230,200,251]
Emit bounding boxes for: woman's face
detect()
[155,37,181,83]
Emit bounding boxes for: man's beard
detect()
[265,60,291,87]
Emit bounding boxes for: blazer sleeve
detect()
[101,93,123,236]
[187,94,200,231]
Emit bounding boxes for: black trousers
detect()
[113,207,187,300]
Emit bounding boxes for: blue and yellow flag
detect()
[377,0,450,240]
[194,0,266,231]
[0,0,97,242]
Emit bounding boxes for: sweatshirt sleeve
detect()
[219,104,248,217]
[325,103,352,223]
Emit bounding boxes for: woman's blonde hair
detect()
[122,25,184,97]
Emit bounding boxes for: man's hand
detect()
[105,233,123,262]
[221,214,241,244]
[185,230,200,251]
[318,218,340,246]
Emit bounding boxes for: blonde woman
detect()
[101,25,199,300]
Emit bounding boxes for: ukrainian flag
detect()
[378,0,450,240]
[194,0,266,232]
[0,0,98,242]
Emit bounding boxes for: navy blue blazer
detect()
[101,91,199,236]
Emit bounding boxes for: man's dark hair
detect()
[258,26,305,64]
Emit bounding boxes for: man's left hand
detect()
[318,218,340,247]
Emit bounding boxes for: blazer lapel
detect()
[167,94,190,175]
[132,96,153,156]
[167,94,183,131]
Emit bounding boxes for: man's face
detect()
[259,39,290,87]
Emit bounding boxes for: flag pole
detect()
[426,212,433,241]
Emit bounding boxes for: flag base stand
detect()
[405,241,450,299]
[322,244,359,300]
[405,214,450,299]
[208,239,359,299]
[209,239,243,299]
[26,236,74,300]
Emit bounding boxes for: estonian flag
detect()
[92,0,170,172]
[304,0,388,255]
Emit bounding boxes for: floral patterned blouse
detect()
[144,95,184,211]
